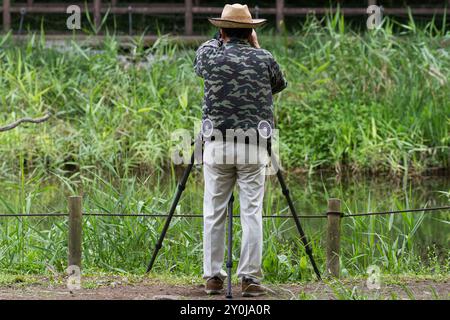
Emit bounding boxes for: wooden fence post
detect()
[94,0,102,32]
[3,0,11,32]
[185,0,193,35]
[326,198,341,278]
[276,0,285,33]
[68,196,82,268]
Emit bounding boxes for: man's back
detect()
[195,37,287,133]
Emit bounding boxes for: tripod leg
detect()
[146,151,195,273]
[226,193,234,299]
[273,160,322,280]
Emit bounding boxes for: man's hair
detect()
[221,28,252,40]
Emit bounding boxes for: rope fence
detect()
[0,196,448,278]
[1,205,448,219]
[343,206,450,217]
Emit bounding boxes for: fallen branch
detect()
[0,113,51,132]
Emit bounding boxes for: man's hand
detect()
[213,31,224,46]
[248,29,260,49]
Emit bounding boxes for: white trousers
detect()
[202,141,267,281]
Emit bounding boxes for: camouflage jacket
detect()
[194,37,287,134]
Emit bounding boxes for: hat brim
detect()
[208,18,267,29]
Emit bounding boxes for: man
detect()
[194,3,287,297]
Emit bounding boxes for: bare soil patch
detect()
[0,275,448,300]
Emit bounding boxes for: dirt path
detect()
[0,275,448,300]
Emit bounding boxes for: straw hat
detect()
[208,4,266,29]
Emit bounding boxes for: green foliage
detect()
[0,15,449,176]
[0,15,448,280]
[0,169,448,279]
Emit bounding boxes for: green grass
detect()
[0,171,448,279]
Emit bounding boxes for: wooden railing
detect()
[2,1,450,34]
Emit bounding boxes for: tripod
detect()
[146,137,322,284]
[226,193,234,299]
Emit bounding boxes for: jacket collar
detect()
[226,37,250,46]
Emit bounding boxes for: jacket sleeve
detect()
[268,54,288,95]
[194,39,222,78]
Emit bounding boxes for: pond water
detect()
[266,172,449,255]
